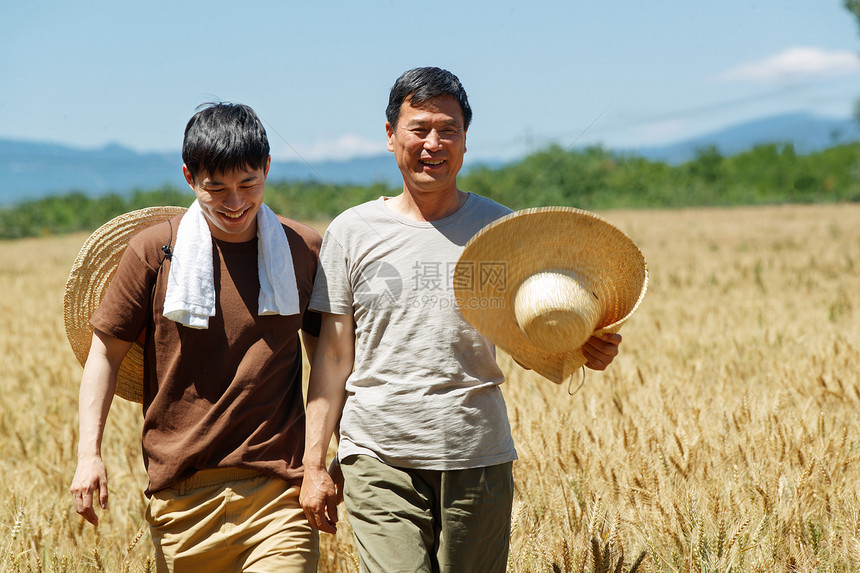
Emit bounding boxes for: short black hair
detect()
[182,102,270,183]
[386,67,472,130]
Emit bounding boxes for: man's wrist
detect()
[77,447,102,460]
[302,458,329,471]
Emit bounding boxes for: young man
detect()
[70,103,321,572]
[300,67,622,572]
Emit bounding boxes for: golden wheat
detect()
[1,203,858,571]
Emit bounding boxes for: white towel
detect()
[163,200,300,329]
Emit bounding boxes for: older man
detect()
[300,67,621,572]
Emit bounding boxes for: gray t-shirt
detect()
[309,193,518,470]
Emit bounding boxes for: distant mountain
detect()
[1,113,857,206]
[630,113,860,164]
[0,140,183,206]
[0,140,404,207]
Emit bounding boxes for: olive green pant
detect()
[341,455,514,573]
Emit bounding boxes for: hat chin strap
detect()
[562,354,587,395]
[513,271,600,354]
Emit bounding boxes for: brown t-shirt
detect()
[91,213,322,494]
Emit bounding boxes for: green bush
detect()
[1,142,858,239]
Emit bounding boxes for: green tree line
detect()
[1,142,858,240]
[462,142,860,211]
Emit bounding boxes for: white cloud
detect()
[274,133,386,162]
[717,47,860,83]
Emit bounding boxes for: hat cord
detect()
[567,366,586,396]
[159,219,175,264]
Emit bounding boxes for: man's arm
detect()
[300,312,355,534]
[70,328,133,526]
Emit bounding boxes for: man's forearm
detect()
[77,330,131,457]
[303,357,352,468]
[303,313,354,468]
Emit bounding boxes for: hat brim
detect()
[454,207,648,384]
[63,206,187,403]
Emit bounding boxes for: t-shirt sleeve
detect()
[308,230,353,315]
[90,241,154,342]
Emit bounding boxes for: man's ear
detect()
[264,155,272,179]
[385,122,395,152]
[182,164,195,188]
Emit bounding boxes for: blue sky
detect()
[2,0,858,164]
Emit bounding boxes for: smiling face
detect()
[183,156,270,242]
[386,94,467,198]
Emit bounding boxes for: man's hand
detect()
[328,457,344,505]
[300,464,340,534]
[70,454,109,525]
[581,332,622,371]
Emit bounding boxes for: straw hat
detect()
[454,206,647,384]
[63,206,187,403]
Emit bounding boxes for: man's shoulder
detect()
[468,193,512,215]
[276,215,323,252]
[324,198,385,234]
[127,213,185,262]
[131,213,183,242]
[464,193,513,226]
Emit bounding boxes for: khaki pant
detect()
[146,468,319,573]
[341,455,514,573]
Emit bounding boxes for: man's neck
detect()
[387,187,467,222]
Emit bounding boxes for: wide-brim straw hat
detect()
[454,206,648,384]
[63,206,187,403]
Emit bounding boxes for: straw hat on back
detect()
[454,206,647,384]
[63,206,186,403]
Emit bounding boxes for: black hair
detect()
[181,102,270,183]
[385,67,472,130]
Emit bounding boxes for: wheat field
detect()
[1,203,858,572]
